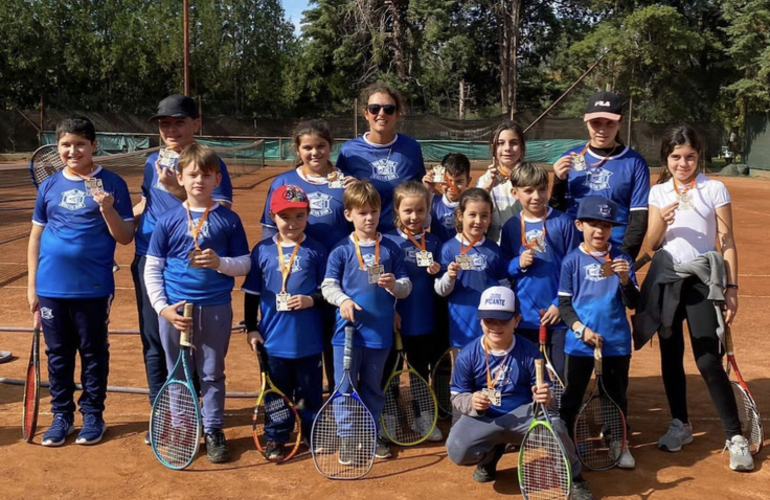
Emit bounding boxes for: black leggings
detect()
[382,333,436,386]
[659,278,741,438]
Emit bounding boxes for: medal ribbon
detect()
[483,338,510,390]
[353,233,380,270]
[65,166,98,192]
[300,165,333,185]
[582,243,611,268]
[276,237,301,294]
[405,229,426,252]
[520,213,548,249]
[186,202,213,251]
[673,178,696,196]
[578,143,614,170]
[442,173,460,196]
[460,234,483,255]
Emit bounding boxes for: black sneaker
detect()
[375,436,393,459]
[472,444,505,483]
[265,440,285,461]
[571,477,596,500]
[205,429,231,464]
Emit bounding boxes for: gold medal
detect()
[327,171,344,189]
[158,147,179,170]
[84,177,104,197]
[481,387,502,406]
[276,292,291,312]
[432,165,446,184]
[416,250,433,267]
[367,264,384,284]
[571,152,587,172]
[455,254,473,270]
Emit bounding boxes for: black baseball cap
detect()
[584,91,622,122]
[576,195,625,225]
[149,94,199,121]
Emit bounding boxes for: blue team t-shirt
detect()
[147,203,249,306]
[325,234,409,349]
[430,194,459,244]
[135,151,233,256]
[500,208,581,330]
[336,134,426,232]
[242,235,327,359]
[560,145,649,248]
[451,336,540,418]
[558,244,638,357]
[33,166,133,298]
[439,235,508,348]
[260,167,350,252]
[383,229,441,336]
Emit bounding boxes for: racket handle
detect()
[535,359,544,388]
[394,331,404,351]
[538,310,547,345]
[181,303,194,347]
[724,325,734,354]
[344,325,355,371]
[594,344,602,376]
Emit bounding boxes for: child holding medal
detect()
[426,152,473,244]
[383,181,443,442]
[144,143,250,463]
[244,184,327,460]
[500,163,580,378]
[28,116,134,446]
[557,195,639,469]
[321,180,412,459]
[435,188,510,351]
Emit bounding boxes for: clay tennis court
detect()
[0,165,768,499]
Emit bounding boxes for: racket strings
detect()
[382,370,437,444]
[253,391,300,459]
[151,381,200,469]
[32,149,65,186]
[574,396,625,470]
[732,383,763,454]
[431,354,453,418]
[520,424,571,500]
[312,395,376,479]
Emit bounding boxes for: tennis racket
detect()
[430,348,453,420]
[573,343,627,471]
[724,326,763,455]
[381,332,439,446]
[21,312,41,443]
[252,343,302,462]
[518,359,572,500]
[311,325,376,479]
[539,312,564,412]
[150,303,201,470]
[29,143,120,273]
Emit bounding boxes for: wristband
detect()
[725,284,739,290]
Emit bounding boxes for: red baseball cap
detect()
[270,184,309,213]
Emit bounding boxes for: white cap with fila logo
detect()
[477,286,519,321]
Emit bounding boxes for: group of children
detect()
[27,89,752,495]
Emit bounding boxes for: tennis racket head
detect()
[430,348,453,420]
[29,144,65,188]
[252,346,302,462]
[21,326,41,443]
[573,387,627,471]
[730,382,763,455]
[381,366,439,446]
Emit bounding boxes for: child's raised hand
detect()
[340,298,362,322]
[378,272,396,291]
[194,248,221,269]
[519,248,535,269]
[421,173,439,193]
[93,190,114,211]
[447,261,460,279]
[428,261,441,275]
[478,164,497,191]
[160,301,193,332]
[155,160,180,190]
[247,330,264,351]
[611,258,631,285]
[552,156,572,180]
[287,294,313,310]
[342,175,357,188]
[540,304,561,326]
[660,201,679,225]
[472,391,492,412]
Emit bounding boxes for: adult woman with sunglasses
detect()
[336,83,426,232]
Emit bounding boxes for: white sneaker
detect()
[725,435,754,472]
[658,418,693,452]
[427,423,444,442]
[611,440,636,469]
[412,414,443,442]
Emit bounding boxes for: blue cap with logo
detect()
[477,286,519,321]
[576,195,625,225]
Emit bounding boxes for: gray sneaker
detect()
[725,435,754,472]
[658,418,693,452]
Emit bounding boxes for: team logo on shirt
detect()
[584,167,612,191]
[404,246,419,264]
[525,229,546,252]
[492,364,512,387]
[307,192,332,217]
[370,158,399,182]
[441,212,454,229]
[362,253,378,269]
[58,189,87,211]
[40,307,54,321]
[469,253,489,271]
[583,263,607,282]
[187,219,211,240]
[275,253,302,272]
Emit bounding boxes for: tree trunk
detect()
[459,79,466,119]
[388,0,408,80]
[496,0,522,118]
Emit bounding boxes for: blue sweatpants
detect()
[332,344,389,433]
[38,295,112,416]
[159,302,232,434]
[264,352,323,442]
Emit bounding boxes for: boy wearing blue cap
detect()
[557,195,640,468]
[445,286,594,500]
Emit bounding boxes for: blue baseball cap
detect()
[477,286,519,321]
[576,195,625,225]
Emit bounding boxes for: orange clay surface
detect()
[0,166,768,499]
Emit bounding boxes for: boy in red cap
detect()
[243,184,328,460]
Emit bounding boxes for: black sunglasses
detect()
[366,104,397,115]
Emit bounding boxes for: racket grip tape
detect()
[394,331,404,351]
[535,359,544,388]
[594,344,602,375]
[724,325,734,353]
[343,325,355,371]
[181,303,194,347]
